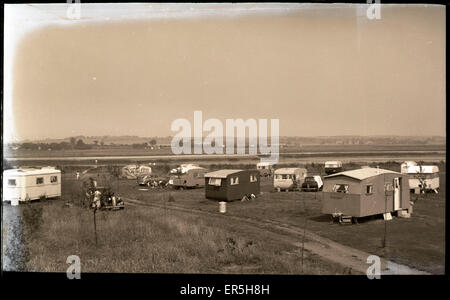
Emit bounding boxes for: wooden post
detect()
[301,197,308,274]
[93,208,98,246]
[116,171,120,195]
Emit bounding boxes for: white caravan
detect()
[273,168,307,191]
[400,162,439,193]
[324,161,343,175]
[3,167,62,203]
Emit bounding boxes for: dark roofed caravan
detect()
[204,169,260,201]
[322,168,411,221]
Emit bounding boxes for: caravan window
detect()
[277,174,293,180]
[230,177,239,185]
[8,179,16,186]
[333,184,349,193]
[50,176,58,183]
[250,175,257,182]
[36,177,44,184]
[208,178,222,186]
[366,185,373,194]
[384,183,393,192]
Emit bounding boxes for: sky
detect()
[4,4,446,142]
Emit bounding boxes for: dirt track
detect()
[123,197,430,275]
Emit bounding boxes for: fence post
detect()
[93,208,98,246]
[301,197,308,274]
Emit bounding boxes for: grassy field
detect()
[116,180,445,273]
[2,161,445,274]
[2,197,347,274]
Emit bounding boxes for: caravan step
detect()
[339,215,353,224]
[383,212,393,220]
[397,209,411,218]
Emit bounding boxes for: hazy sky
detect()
[5,4,446,141]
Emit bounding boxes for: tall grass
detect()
[16,203,345,274]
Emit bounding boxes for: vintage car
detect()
[86,186,124,210]
[301,176,323,192]
[137,174,169,188]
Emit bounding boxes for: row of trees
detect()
[17,139,92,150]
[11,138,158,151]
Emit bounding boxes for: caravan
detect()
[204,169,260,201]
[3,167,61,204]
[256,162,274,177]
[324,161,343,175]
[273,168,307,191]
[121,164,152,179]
[322,168,411,222]
[169,164,207,189]
[400,162,439,193]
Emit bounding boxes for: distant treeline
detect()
[15,139,92,150]
[279,136,446,145]
[7,138,161,151]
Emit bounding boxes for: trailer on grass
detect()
[204,169,260,201]
[322,168,411,224]
[169,164,207,189]
[3,167,61,204]
[273,168,307,192]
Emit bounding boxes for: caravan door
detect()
[393,178,401,210]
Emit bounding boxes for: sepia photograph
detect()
[2,1,446,286]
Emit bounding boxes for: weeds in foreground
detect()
[9,203,346,274]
